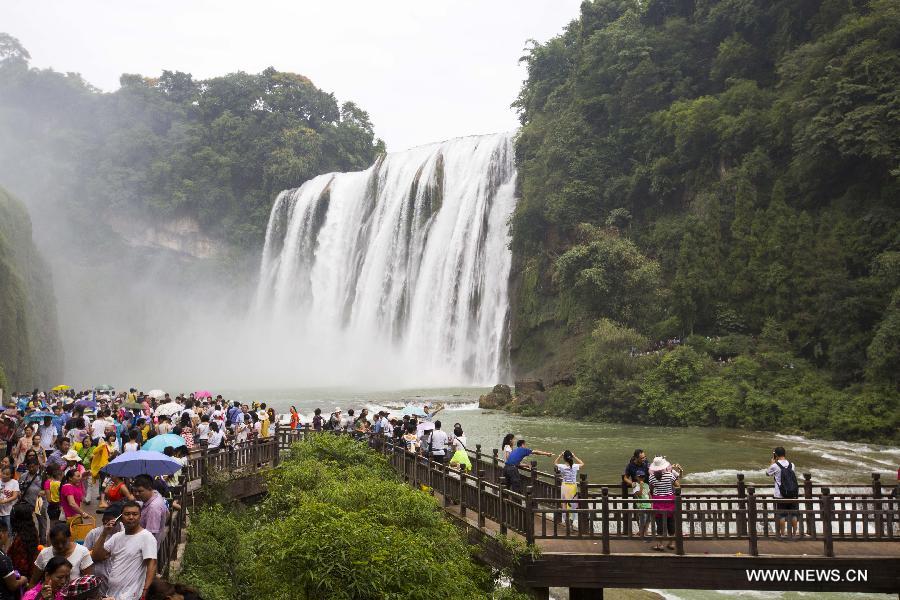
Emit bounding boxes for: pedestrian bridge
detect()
[162,428,900,597]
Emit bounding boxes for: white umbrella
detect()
[147,389,166,400]
[416,421,435,436]
[154,402,183,417]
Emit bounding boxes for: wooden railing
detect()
[276,425,899,557]
[153,425,898,577]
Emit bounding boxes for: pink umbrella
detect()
[194,390,212,399]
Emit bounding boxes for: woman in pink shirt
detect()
[59,469,89,527]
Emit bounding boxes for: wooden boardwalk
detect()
[159,429,899,595]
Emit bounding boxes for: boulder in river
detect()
[479,384,512,409]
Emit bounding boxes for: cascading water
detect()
[253,132,517,386]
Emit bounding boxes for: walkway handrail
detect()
[154,425,900,579]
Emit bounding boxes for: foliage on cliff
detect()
[0,186,62,391]
[510,0,900,440]
[0,33,384,251]
[180,435,526,600]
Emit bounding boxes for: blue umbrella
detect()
[75,399,97,409]
[25,411,55,423]
[141,434,186,453]
[101,450,182,478]
[400,405,427,417]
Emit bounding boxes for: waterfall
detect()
[253,132,517,386]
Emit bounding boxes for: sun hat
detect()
[63,449,81,461]
[649,456,671,473]
[60,575,102,598]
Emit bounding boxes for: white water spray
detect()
[253,132,517,386]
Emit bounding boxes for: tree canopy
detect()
[510,0,900,441]
[0,34,385,251]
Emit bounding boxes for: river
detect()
[221,386,897,600]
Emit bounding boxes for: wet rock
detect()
[478,384,512,409]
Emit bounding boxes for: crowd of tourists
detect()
[0,386,217,600]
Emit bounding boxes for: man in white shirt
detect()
[84,503,124,589]
[90,411,110,442]
[90,500,157,600]
[428,420,450,464]
[38,417,57,454]
[765,446,799,538]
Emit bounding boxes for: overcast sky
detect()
[1,0,581,151]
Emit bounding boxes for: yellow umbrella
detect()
[51,385,71,392]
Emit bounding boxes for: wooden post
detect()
[475,444,482,472]
[553,470,562,525]
[529,459,538,495]
[459,468,466,517]
[674,487,684,555]
[499,476,508,535]
[525,486,535,545]
[443,462,451,507]
[736,473,747,536]
[821,487,834,557]
[426,452,434,495]
[272,423,281,467]
[803,473,814,538]
[492,449,499,483]
[477,470,486,528]
[579,473,589,536]
[600,487,610,554]
[199,445,208,487]
[872,473,883,538]
[620,477,630,536]
[747,486,759,556]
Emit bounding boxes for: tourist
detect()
[766,446,799,539]
[5,504,37,583]
[289,406,300,430]
[0,467,20,533]
[448,425,472,472]
[12,425,35,467]
[648,456,682,551]
[23,555,72,600]
[90,500,157,600]
[0,516,29,598]
[31,523,93,585]
[178,413,197,450]
[428,421,451,464]
[123,430,140,453]
[28,435,47,469]
[503,440,552,493]
[60,469,90,528]
[402,423,418,452]
[311,408,323,431]
[89,411,109,444]
[632,471,651,540]
[131,475,168,545]
[43,466,62,524]
[501,434,515,461]
[38,418,57,458]
[554,450,583,526]
[83,503,123,590]
[623,449,649,486]
[90,434,116,495]
[46,440,72,472]
[102,476,133,506]
[207,422,224,451]
[196,415,210,445]
[59,575,107,600]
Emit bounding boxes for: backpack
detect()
[776,461,799,498]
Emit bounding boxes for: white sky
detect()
[0,0,581,151]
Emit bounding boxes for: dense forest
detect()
[0,33,384,256]
[509,0,899,441]
[0,186,62,391]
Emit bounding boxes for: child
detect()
[632,470,651,540]
[43,465,61,522]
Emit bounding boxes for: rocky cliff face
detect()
[0,186,63,391]
[104,212,223,259]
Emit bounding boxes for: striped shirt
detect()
[648,471,679,496]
